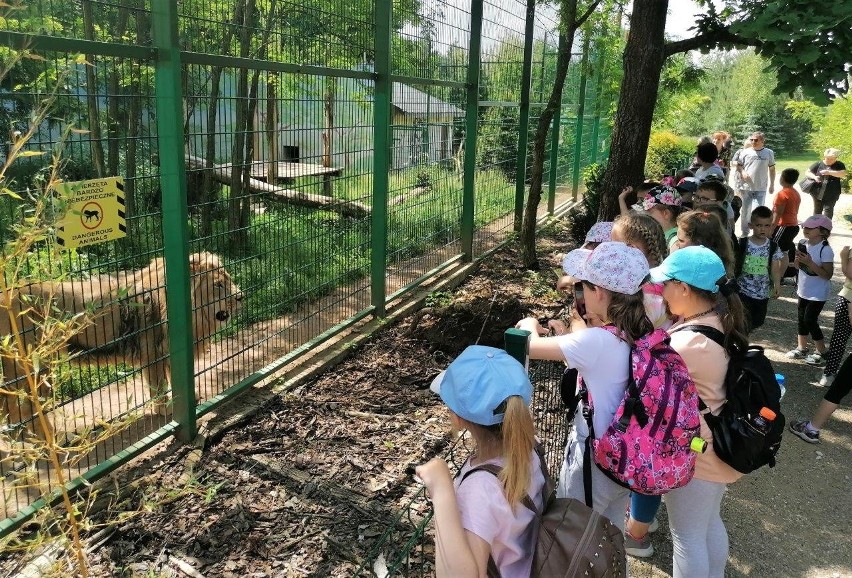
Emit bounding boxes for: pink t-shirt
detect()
[643,282,673,330]
[454,452,547,577]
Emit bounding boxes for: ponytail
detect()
[607,288,654,345]
[497,396,535,509]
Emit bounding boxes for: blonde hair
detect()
[476,396,536,509]
[613,213,668,267]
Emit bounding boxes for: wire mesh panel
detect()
[0,0,615,530]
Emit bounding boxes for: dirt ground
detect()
[4,196,852,577]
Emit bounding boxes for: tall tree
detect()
[598,0,852,219]
[518,0,602,269]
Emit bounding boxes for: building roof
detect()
[391,83,464,117]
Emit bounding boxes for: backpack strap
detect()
[768,239,778,277]
[457,460,539,515]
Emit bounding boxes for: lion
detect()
[1,252,242,429]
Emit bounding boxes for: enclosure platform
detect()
[248,161,343,182]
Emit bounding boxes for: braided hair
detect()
[613,213,668,267]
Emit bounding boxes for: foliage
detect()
[810,96,852,158]
[565,162,604,247]
[645,131,694,179]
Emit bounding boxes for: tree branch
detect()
[664,28,761,58]
[575,0,602,29]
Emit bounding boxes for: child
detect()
[815,245,852,385]
[693,142,725,184]
[634,185,684,248]
[790,349,852,443]
[556,221,613,291]
[786,215,834,363]
[416,345,545,577]
[649,246,749,577]
[771,168,802,285]
[672,209,735,274]
[618,181,660,216]
[611,213,671,330]
[516,242,652,528]
[734,206,784,332]
[693,176,736,234]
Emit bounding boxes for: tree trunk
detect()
[321,76,337,195]
[597,0,669,221]
[106,5,131,176]
[519,0,590,269]
[227,0,251,239]
[81,0,106,178]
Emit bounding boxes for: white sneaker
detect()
[818,373,833,387]
[785,348,809,360]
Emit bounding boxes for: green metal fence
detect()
[0,0,612,532]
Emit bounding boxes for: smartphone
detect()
[573,282,586,318]
[797,240,808,254]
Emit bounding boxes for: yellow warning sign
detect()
[53,177,127,249]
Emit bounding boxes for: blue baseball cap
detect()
[648,245,725,293]
[430,345,532,426]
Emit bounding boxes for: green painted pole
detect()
[151,0,195,441]
[513,0,536,231]
[461,0,483,260]
[590,40,606,164]
[371,0,392,316]
[504,328,530,367]
[571,33,591,201]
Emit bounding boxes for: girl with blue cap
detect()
[647,245,749,578]
[416,345,545,578]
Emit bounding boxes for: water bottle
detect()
[775,373,786,400]
[751,407,777,435]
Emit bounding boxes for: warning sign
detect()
[53,177,127,249]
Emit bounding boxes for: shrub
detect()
[646,131,694,179]
[565,162,605,248]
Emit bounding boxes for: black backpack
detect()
[673,325,784,474]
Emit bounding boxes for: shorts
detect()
[773,225,799,253]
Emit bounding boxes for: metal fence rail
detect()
[0,0,611,532]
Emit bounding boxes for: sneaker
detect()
[818,373,833,387]
[780,277,797,286]
[785,348,809,360]
[805,352,826,366]
[624,532,654,558]
[648,516,659,533]
[789,419,820,444]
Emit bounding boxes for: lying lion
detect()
[1,252,242,428]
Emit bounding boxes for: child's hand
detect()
[415,458,453,496]
[547,319,569,335]
[772,284,780,299]
[516,317,548,336]
[619,186,633,200]
[841,246,850,261]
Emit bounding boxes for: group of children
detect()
[415,163,850,577]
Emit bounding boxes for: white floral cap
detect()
[635,185,683,212]
[583,221,614,247]
[561,242,649,295]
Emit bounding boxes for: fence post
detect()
[513,0,536,231]
[570,33,590,201]
[504,328,531,367]
[371,0,392,316]
[461,0,483,260]
[150,0,195,442]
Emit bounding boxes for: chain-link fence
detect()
[0,0,611,532]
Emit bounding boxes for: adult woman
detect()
[806,148,847,219]
[649,246,749,578]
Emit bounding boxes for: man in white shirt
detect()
[733,131,775,238]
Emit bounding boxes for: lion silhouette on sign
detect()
[1,252,242,426]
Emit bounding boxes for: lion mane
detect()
[1,252,242,425]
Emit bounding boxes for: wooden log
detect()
[185,154,370,218]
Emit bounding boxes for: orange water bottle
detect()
[752,407,776,435]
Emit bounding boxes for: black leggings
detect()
[825,351,852,404]
[797,297,826,341]
[824,297,851,375]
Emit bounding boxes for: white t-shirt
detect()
[455,452,547,578]
[735,146,775,192]
[797,241,834,301]
[694,164,725,183]
[555,327,630,439]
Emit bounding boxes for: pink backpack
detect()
[580,326,701,495]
